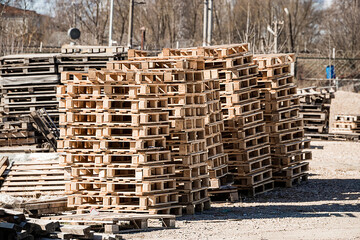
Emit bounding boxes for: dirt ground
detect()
[122,141,360,240]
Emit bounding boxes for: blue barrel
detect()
[326,65,335,79]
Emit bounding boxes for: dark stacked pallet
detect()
[0,46,128,152]
[0,54,59,151]
[255,54,311,188]
[297,86,335,138]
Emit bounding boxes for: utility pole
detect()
[140,27,146,50]
[108,0,114,46]
[206,0,213,46]
[245,2,250,43]
[203,0,208,46]
[284,8,294,52]
[127,0,134,49]
[274,21,278,53]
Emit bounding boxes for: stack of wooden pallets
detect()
[255,54,311,188]
[58,68,180,215]
[297,86,335,138]
[158,48,242,202]
[158,45,274,196]
[106,56,212,214]
[332,114,360,134]
[160,49,236,201]
[202,67,236,199]
[161,68,211,214]
[202,45,273,196]
[0,54,59,151]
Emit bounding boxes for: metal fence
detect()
[295,55,360,90]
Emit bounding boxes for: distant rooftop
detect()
[0,3,41,17]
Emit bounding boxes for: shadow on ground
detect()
[178,178,360,222]
[178,202,360,222]
[251,178,360,203]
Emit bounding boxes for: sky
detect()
[29,0,335,16]
[31,0,54,15]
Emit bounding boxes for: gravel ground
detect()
[122,141,360,240]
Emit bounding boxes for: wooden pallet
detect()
[208,187,239,202]
[257,75,295,89]
[0,65,56,76]
[232,168,273,187]
[228,156,272,175]
[66,178,176,195]
[264,107,299,122]
[67,192,179,212]
[258,64,290,78]
[254,53,295,69]
[223,134,269,151]
[227,144,271,163]
[43,212,175,233]
[181,198,211,215]
[59,151,172,166]
[265,118,303,133]
[160,43,249,59]
[238,179,274,196]
[272,150,312,169]
[273,162,310,179]
[263,86,298,101]
[272,139,310,155]
[61,44,126,54]
[0,53,57,67]
[274,172,309,188]
[58,64,107,73]
[69,164,176,180]
[57,53,120,64]
[208,170,233,189]
[20,197,70,216]
[0,160,66,197]
[299,111,327,121]
[0,156,9,181]
[203,55,254,70]
[1,84,57,95]
[269,129,304,144]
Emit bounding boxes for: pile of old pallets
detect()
[43,212,175,234]
[297,86,335,138]
[58,70,181,215]
[177,46,270,196]
[58,46,250,215]
[0,46,127,152]
[159,45,274,196]
[0,54,59,151]
[0,44,313,220]
[0,207,126,239]
[57,44,312,216]
[254,54,311,188]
